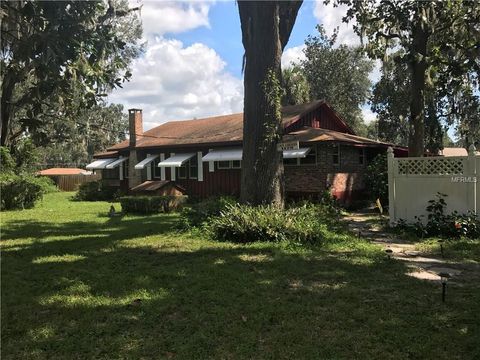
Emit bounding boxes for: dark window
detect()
[123,161,129,179]
[333,145,340,166]
[189,158,198,179]
[231,160,241,169]
[177,165,187,179]
[218,160,231,169]
[103,168,118,180]
[300,147,316,165]
[153,158,162,178]
[359,148,365,165]
[283,157,299,166]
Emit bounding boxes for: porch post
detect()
[160,153,165,180]
[170,153,176,181]
[197,151,204,181]
[146,153,152,180]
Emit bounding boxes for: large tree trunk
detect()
[1,69,16,147]
[238,1,302,206]
[408,14,428,157]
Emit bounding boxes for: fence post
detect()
[467,144,477,215]
[387,147,395,225]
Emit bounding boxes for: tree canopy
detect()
[301,25,374,135]
[0,0,142,147]
[332,0,480,155]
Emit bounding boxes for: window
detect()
[283,157,299,166]
[153,158,162,178]
[333,145,340,166]
[217,160,231,169]
[232,160,241,169]
[189,159,198,179]
[123,160,129,178]
[217,160,241,169]
[300,146,316,165]
[359,148,365,165]
[103,168,119,180]
[177,164,187,179]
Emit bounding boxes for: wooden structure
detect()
[88,100,407,204]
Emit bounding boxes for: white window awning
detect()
[86,158,117,170]
[283,148,311,159]
[105,157,128,169]
[135,154,159,169]
[202,148,243,162]
[158,153,196,167]
[201,147,311,161]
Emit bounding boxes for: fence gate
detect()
[387,146,478,225]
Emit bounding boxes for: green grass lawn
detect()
[2,192,479,359]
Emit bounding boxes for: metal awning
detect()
[202,148,243,162]
[105,157,128,169]
[135,154,159,169]
[158,153,196,167]
[86,158,117,170]
[283,148,311,159]
[202,147,311,161]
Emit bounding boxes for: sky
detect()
[110,0,378,131]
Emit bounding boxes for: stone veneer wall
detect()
[285,143,368,203]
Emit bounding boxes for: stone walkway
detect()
[343,211,470,282]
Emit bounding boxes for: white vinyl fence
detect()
[387,145,479,225]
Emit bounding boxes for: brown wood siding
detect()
[284,107,351,134]
[174,167,241,199]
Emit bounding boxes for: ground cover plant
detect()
[1,193,479,359]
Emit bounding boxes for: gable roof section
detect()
[107,100,347,152]
[284,127,406,149]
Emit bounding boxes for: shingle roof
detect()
[107,100,329,151]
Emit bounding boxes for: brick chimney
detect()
[128,109,143,146]
[128,108,143,188]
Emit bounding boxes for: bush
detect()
[179,196,237,228]
[74,180,122,201]
[0,173,57,210]
[205,203,335,244]
[364,154,388,205]
[120,195,187,214]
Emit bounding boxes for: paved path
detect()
[342,211,469,282]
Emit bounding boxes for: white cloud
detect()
[362,106,377,124]
[313,1,359,46]
[109,37,243,130]
[132,0,212,39]
[282,45,306,69]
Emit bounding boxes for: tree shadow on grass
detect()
[2,219,480,360]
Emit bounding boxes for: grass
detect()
[1,192,480,359]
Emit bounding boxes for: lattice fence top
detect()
[397,158,465,175]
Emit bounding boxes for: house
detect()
[87,100,407,204]
[439,147,479,157]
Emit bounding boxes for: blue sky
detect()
[111,1,373,130]
[168,1,319,77]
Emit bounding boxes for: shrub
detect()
[179,196,237,228]
[205,203,333,244]
[120,195,187,214]
[0,173,57,210]
[74,180,122,201]
[364,154,388,205]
